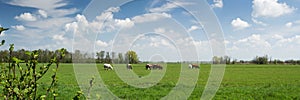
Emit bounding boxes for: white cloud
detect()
[149,1,192,13]
[154,28,166,33]
[38,9,48,18]
[272,34,284,40]
[5,0,78,50]
[106,7,120,12]
[52,34,64,41]
[188,25,200,32]
[96,40,108,47]
[276,35,300,46]
[115,18,134,28]
[11,25,26,31]
[231,18,251,30]
[252,0,296,18]
[227,34,272,60]
[15,12,37,21]
[8,0,77,17]
[285,22,293,28]
[252,18,268,26]
[211,0,223,8]
[132,13,171,23]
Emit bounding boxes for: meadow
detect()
[35,63,300,99]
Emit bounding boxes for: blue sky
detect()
[0,0,300,61]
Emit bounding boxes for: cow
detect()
[104,63,113,70]
[146,64,163,70]
[189,64,199,69]
[152,64,163,70]
[127,64,132,70]
[146,64,152,70]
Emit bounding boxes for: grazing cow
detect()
[146,64,163,70]
[189,64,199,69]
[146,64,152,70]
[127,64,132,70]
[152,64,163,70]
[104,63,113,70]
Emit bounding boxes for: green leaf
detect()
[13,87,19,93]
[9,44,14,51]
[40,95,46,99]
[25,51,32,56]
[24,88,29,93]
[12,57,23,64]
[52,69,57,72]
[53,93,58,97]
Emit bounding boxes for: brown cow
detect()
[146,64,163,70]
[189,64,199,69]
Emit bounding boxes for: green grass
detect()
[6,64,300,99]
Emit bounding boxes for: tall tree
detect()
[99,51,105,63]
[111,52,116,63]
[125,50,139,64]
[105,52,111,63]
[118,53,123,64]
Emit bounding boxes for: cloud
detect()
[38,9,48,18]
[149,1,192,13]
[272,34,284,40]
[8,0,77,17]
[5,0,78,50]
[285,22,293,28]
[211,0,223,8]
[96,40,109,47]
[115,18,134,28]
[276,35,300,46]
[226,34,272,59]
[252,18,268,26]
[15,12,37,21]
[252,0,296,18]
[11,25,26,31]
[154,28,166,33]
[231,18,251,30]
[132,13,171,23]
[52,34,64,41]
[188,25,200,32]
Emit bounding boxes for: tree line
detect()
[212,55,300,65]
[0,49,140,64]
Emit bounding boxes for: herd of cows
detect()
[103,63,200,70]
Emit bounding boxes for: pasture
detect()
[35,64,300,99]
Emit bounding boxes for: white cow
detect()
[104,63,113,70]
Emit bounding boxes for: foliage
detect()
[125,50,139,64]
[252,55,269,64]
[212,56,230,64]
[0,43,66,99]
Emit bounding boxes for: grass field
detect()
[35,64,300,99]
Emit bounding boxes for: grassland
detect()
[33,64,300,99]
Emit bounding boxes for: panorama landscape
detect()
[0,0,300,99]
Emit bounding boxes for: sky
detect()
[0,0,300,61]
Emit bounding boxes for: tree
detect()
[252,55,269,64]
[224,56,231,64]
[99,51,105,63]
[118,53,124,63]
[96,52,101,63]
[105,52,111,63]
[232,59,237,64]
[73,50,82,63]
[125,50,139,64]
